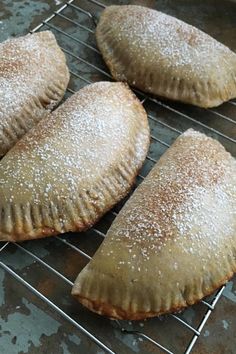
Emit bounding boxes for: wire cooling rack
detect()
[0,1,235,353]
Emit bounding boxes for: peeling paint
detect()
[26,243,50,259]
[0,268,5,307]
[181,307,196,325]
[1,251,35,271]
[61,341,71,354]
[68,334,81,346]
[223,281,236,303]
[114,330,140,353]
[0,297,60,354]
[0,0,50,40]
[203,330,210,337]
[222,320,229,330]
[0,1,235,353]
[0,0,55,41]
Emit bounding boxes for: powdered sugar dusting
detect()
[103,129,236,273]
[175,184,235,254]
[0,31,68,127]
[0,82,149,229]
[100,5,236,81]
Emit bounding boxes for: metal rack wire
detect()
[0,0,235,353]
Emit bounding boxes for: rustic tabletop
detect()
[0,1,235,354]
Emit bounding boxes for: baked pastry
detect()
[72,129,236,320]
[0,82,149,242]
[0,31,69,156]
[96,5,236,108]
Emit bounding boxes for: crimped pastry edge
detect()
[72,264,236,320]
[0,88,150,242]
[96,6,236,108]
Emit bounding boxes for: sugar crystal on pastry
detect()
[72,129,236,320]
[96,5,236,107]
[0,82,150,242]
[0,31,69,156]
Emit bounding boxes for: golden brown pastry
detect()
[0,82,149,242]
[72,129,236,320]
[0,31,70,156]
[96,5,236,108]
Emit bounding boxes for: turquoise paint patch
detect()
[223,281,236,303]
[222,319,230,330]
[0,297,60,354]
[0,268,5,307]
[1,250,35,271]
[181,307,196,325]
[0,0,50,40]
[68,333,81,346]
[61,341,71,354]
[26,243,50,259]
[114,330,140,353]
[1,242,50,271]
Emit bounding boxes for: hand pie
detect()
[0,31,69,156]
[0,82,149,242]
[96,5,236,108]
[72,129,236,320]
